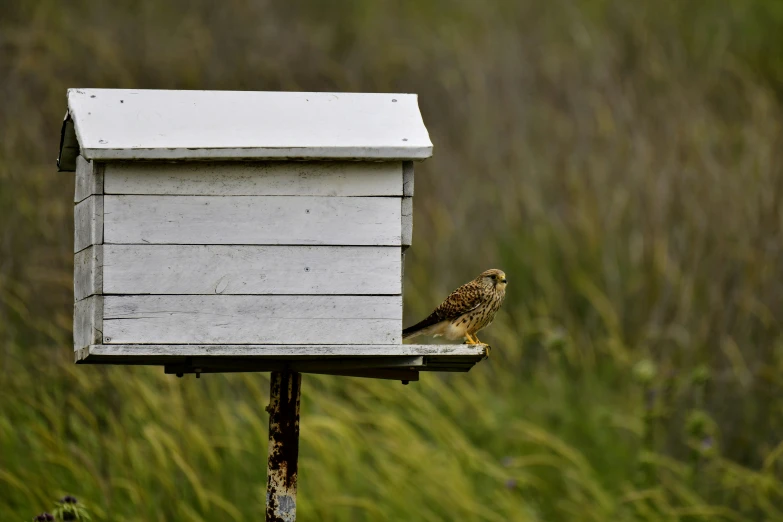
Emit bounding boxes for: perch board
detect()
[75,344,489,376]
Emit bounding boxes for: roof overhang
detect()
[57,89,433,172]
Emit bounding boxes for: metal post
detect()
[266,370,301,522]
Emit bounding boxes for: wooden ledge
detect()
[75,344,488,380]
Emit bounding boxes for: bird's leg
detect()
[471,333,490,357]
[464,333,478,344]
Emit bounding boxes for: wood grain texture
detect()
[161,363,420,380]
[401,251,406,288]
[74,195,103,253]
[103,195,401,246]
[101,245,401,295]
[74,156,104,203]
[401,197,413,246]
[167,356,426,372]
[403,161,414,197]
[74,295,103,349]
[74,245,102,301]
[104,161,403,196]
[102,295,402,345]
[79,343,487,358]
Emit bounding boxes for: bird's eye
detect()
[490,275,496,279]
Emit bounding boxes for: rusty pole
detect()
[266,370,302,522]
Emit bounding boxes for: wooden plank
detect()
[179,356,424,372]
[103,195,401,246]
[163,364,420,380]
[101,245,401,295]
[401,197,413,246]
[315,368,419,380]
[292,356,423,372]
[74,195,103,253]
[74,156,104,203]
[403,161,414,196]
[79,343,488,358]
[74,245,102,301]
[73,296,103,349]
[102,295,403,345]
[104,161,403,196]
[67,89,433,161]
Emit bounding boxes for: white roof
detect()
[58,89,432,170]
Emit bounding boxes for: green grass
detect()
[2,0,783,520]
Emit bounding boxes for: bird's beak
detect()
[501,278,508,284]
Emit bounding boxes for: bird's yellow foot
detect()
[484,345,491,357]
[464,333,478,344]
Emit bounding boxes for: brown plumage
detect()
[403,269,507,345]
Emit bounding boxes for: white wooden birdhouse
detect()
[59,88,485,380]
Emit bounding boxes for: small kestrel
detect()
[403,269,507,347]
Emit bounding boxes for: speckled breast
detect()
[454,290,505,333]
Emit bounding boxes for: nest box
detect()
[59,89,485,379]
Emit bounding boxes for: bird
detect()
[403,269,507,350]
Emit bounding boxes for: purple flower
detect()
[61,495,78,504]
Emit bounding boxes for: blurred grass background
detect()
[2,0,783,520]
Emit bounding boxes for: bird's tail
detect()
[402,325,423,340]
[402,317,439,340]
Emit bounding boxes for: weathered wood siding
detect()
[102,295,402,345]
[103,195,401,245]
[402,161,414,197]
[401,197,413,246]
[75,156,104,203]
[95,245,400,295]
[105,161,402,196]
[73,159,415,351]
[74,295,103,349]
[74,245,103,301]
[74,195,103,253]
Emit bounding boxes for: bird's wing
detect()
[403,281,484,336]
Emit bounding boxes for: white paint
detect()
[402,161,414,197]
[401,197,413,246]
[66,89,432,161]
[79,343,487,358]
[101,245,401,295]
[104,161,403,196]
[103,195,401,246]
[102,295,402,345]
[401,251,406,287]
[74,295,103,349]
[74,245,102,301]
[74,156,103,203]
[74,195,103,253]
